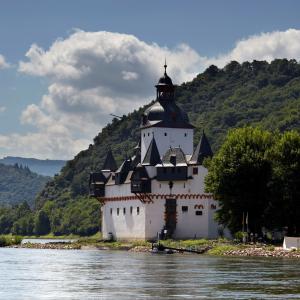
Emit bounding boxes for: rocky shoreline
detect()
[224,247,300,258]
[7,242,300,258]
[11,242,81,250]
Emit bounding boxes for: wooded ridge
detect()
[9,58,300,236]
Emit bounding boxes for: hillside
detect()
[0,163,50,207]
[0,157,66,177]
[35,59,300,234]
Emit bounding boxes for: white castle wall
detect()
[176,198,219,239]
[141,127,193,162]
[145,199,165,240]
[143,197,219,240]
[102,199,145,240]
[102,165,220,240]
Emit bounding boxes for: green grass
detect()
[0,235,22,247]
[76,238,233,251]
[207,245,240,256]
[23,231,102,240]
[161,238,231,249]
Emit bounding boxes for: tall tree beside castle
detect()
[205,127,300,236]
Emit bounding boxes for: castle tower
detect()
[140,63,194,162]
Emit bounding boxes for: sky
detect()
[1,0,300,159]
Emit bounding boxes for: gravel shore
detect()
[8,242,300,258]
[224,247,300,258]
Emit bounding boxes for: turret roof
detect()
[142,137,161,166]
[190,131,213,165]
[102,149,117,171]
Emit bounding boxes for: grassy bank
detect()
[0,235,22,247]
[6,234,299,258]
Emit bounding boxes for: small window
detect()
[123,207,126,215]
[112,175,115,180]
[130,206,133,214]
[184,133,187,137]
[110,208,113,215]
[143,133,145,137]
[137,207,140,215]
[183,183,185,188]
[195,210,203,216]
[148,132,150,136]
[193,167,198,175]
[164,132,167,136]
[117,208,120,216]
[182,206,188,212]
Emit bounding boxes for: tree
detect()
[205,127,274,233]
[34,210,51,235]
[269,131,300,235]
[12,215,34,235]
[0,214,13,234]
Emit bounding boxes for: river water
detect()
[0,248,299,300]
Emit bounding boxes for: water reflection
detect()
[0,248,299,299]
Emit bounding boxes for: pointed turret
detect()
[190,131,213,165]
[131,140,141,168]
[102,149,117,172]
[142,137,161,166]
[115,157,132,185]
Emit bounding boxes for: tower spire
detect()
[164,58,167,74]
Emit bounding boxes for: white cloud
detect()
[1,28,300,159]
[0,132,89,160]
[0,54,9,69]
[0,106,6,113]
[13,30,202,159]
[206,28,300,67]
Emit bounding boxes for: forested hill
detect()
[36,59,300,209]
[0,157,66,177]
[0,164,50,207]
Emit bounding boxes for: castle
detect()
[89,64,220,240]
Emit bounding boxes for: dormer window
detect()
[164,132,167,136]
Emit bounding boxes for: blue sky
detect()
[1,0,300,159]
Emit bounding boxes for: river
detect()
[0,248,299,299]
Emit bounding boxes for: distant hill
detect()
[34,59,300,235]
[0,163,50,207]
[0,157,66,177]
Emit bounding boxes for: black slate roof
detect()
[102,149,117,171]
[131,164,150,181]
[161,147,187,166]
[141,100,194,129]
[115,158,132,185]
[142,137,161,166]
[89,172,107,185]
[141,65,194,129]
[190,131,213,165]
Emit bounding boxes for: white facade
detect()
[101,166,220,240]
[141,127,194,162]
[283,236,300,250]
